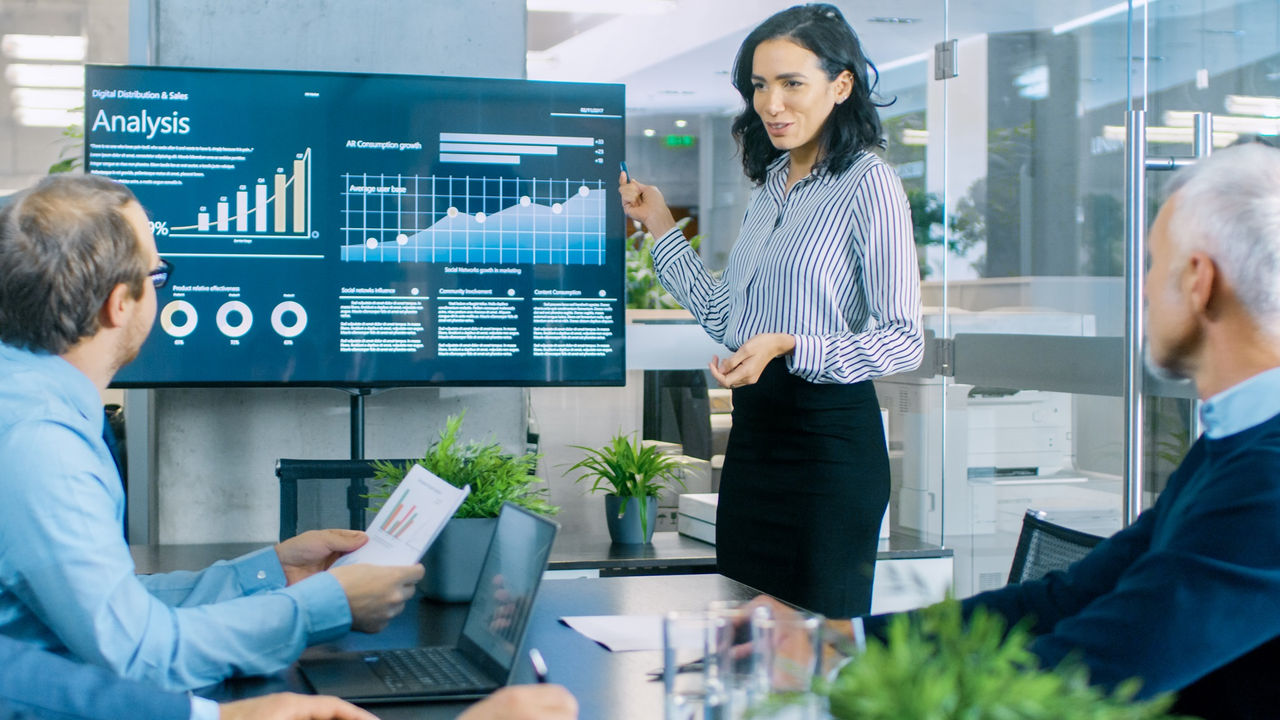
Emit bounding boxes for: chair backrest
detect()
[276,458,415,541]
[1007,509,1105,585]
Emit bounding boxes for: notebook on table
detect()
[299,503,558,703]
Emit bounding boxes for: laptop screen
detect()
[458,504,558,676]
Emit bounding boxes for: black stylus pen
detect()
[529,648,549,683]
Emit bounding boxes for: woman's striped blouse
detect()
[651,150,923,385]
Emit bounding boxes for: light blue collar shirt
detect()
[1199,366,1280,439]
[0,342,351,693]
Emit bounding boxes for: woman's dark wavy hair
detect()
[731,3,892,184]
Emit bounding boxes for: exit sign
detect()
[663,134,696,148]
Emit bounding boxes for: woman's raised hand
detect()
[618,171,677,238]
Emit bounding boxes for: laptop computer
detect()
[299,503,559,703]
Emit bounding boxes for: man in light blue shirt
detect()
[0,631,578,720]
[0,632,378,720]
[0,175,427,692]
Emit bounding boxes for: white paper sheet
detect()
[559,614,672,652]
[330,464,469,568]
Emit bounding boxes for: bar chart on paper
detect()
[380,487,420,540]
[165,148,314,240]
[332,465,469,568]
[339,174,607,265]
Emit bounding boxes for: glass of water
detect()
[705,600,772,719]
[749,611,825,720]
[663,610,733,720]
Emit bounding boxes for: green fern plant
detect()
[824,600,1183,720]
[565,432,688,539]
[367,412,557,519]
[48,117,84,174]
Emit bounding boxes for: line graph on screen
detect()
[340,174,606,266]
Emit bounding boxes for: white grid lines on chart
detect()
[340,174,606,265]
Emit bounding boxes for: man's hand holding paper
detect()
[331,464,470,568]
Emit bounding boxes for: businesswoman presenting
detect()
[620,4,922,617]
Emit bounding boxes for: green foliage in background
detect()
[825,600,1183,720]
[565,432,688,540]
[906,187,982,279]
[48,119,84,174]
[625,216,702,310]
[367,412,557,519]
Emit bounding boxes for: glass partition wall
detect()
[880,0,1280,598]
[878,1,1137,598]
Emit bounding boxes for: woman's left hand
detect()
[709,333,796,389]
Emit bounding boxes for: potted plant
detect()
[820,600,1181,719]
[367,412,557,602]
[566,432,688,544]
[625,218,704,310]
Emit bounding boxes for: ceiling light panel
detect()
[1102,124,1238,146]
[1224,95,1280,118]
[5,63,85,89]
[1,34,87,62]
[1164,110,1279,136]
[900,129,929,146]
[14,107,83,128]
[11,88,83,110]
[527,0,675,14]
[1052,0,1157,36]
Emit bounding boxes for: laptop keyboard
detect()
[373,647,493,693]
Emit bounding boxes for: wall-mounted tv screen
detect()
[86,65,625,387]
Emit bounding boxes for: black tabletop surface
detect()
[202,573,758,720]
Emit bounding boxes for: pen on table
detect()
[646,658,703,680]
[529,647,550,683]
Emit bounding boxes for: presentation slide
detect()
[86,65,626,386]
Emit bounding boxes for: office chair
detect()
[1006,508,1105,585]
[276,458,414,541]
[643,369,713,460]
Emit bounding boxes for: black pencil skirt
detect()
[715,357,889,617]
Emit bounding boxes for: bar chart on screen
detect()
[165,147,314,240]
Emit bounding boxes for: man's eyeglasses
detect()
[148,258,173,289]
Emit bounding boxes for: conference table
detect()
[132,531,948,717]
[201,573,758,719]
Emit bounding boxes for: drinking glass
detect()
[749,611,825,720]
[705,600,771,718]
[663,610,732,720]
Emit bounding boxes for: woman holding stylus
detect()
[619,4,922,617]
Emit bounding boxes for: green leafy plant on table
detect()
[822,599,1183,720]
[366,412,557,519]
[566,432,688,543]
